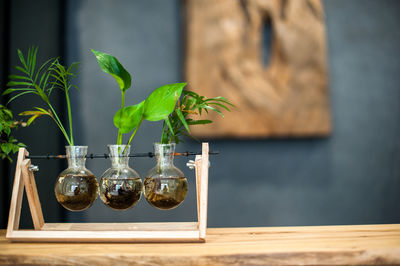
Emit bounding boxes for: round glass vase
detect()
[144,143,188,210]
[99,145,142,210]
[54,146,99,211]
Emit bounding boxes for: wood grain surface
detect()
[1,224,400,265]
[185,0,331,138]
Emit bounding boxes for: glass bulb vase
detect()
[144,143,188,210]
[99,145,143,211]
[54,146,99,211]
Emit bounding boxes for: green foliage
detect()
[0,105,26,162]
[113,101,145,134]
[160,90,234,144]
[3,46,80,145]
[92,51,187,146]
[91,49,131,92]
[143,83,186,121]
[91,49,232,147]
[92,49,135,145]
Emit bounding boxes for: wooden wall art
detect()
[185,0,331,137]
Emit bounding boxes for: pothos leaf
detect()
[113,101,145,134]
[143,83,186,121]
[91,49,131,92]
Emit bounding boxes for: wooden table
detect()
[1,224,399,265]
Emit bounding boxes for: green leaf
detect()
[26,114,41,126]
[175,108,190,133]
[3,109,12,119]
[187,119,212,125]
[164,116,175,137]
[17,49,28,70]
[34,57,57,84]
[113,101,144,134]
[30,46,38,76]
[143,83,186,121]
[204,105,224,116]
[20,107,51,125]
[14,65,29,75]
[7,91,36,104]
[12,144,20,153]
[2,88,34,96]
[8,74,31,81]
[1,143,13,155]
[33,84,49,103]
[208,102,232,112]
[18,142,27,147]
[7,81,33,87]
[91,49,131,91]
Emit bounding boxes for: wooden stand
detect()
[6,143,209,243]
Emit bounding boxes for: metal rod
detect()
[26,151,219,159]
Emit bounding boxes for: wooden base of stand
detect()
[6,143,209,243]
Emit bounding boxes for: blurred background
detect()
[1,0,399,229]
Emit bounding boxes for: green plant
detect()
[92,49,234,146]
[0,105,26,162]
[160,90,234,144]
[3,46,80,145]
[92,50,186,146]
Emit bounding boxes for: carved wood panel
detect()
[185,0,331,137]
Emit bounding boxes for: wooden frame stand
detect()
[6,143,209,243]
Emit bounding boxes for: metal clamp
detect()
[28,164,39,172]
[186,160,196,169]
[186,160,211,169]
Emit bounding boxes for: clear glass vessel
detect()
[54,146,99,211]
[99,145,142,210]
[144,143,188,210]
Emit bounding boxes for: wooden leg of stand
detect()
[198,143,209,240]
[6,148,28,237]
[195,155,202,222]
[21,159,44,230]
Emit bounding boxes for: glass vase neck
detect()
[154,143,175,168]
[65,146,87,168]
[108,144,130,167]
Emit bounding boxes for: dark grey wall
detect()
[64,0,400,227]
[2,0,398,228]
[1,0,66,228]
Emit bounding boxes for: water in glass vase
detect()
[55,173,98,211]
[144,143,188,210]
[99,145,143,211]
[100,177,142,210]
[54,146,99,211]
[144,176,188,210]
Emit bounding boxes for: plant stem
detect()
[65,87,74,145]
[48,104,71,145]
[160,121,166,144]
[117,91,125,145]
[127,118,143,146]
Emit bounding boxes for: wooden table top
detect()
[1,224,400,265]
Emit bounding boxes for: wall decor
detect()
[185,0,331,137]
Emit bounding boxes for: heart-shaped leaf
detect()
[143,83,186,121]
[113,101,145,134]
[91,49,131,92]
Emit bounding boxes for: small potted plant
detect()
[0,104,26,162]
[92,50,145,210]
[93,49,234,211]
[4,47,98,211]
[143,89,234,209]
